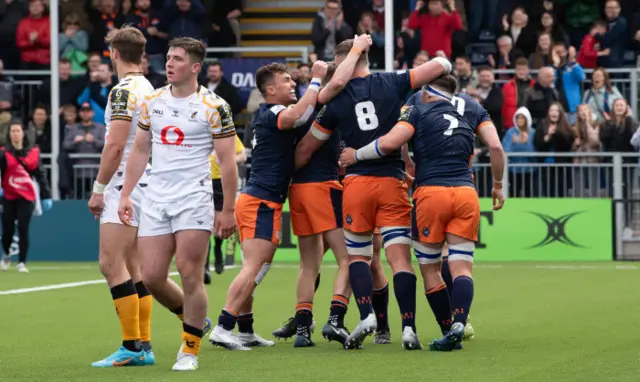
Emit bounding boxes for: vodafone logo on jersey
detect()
[160,125,191,147]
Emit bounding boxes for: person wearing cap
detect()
[63,102,106,198]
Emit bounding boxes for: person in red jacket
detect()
[577,21,609,69]
[502,57,535,129]
[16,0,51,70]
[0,120,52,273]
[408,0,462,58]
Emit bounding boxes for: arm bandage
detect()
[432,56,453,74]
[307,77,322,93]
[354,139,384,162]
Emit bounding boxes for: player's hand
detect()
[117,196,135,226]
[215,210,236,239]
[492,187,504,211]
[354,33,373,52]
[404,171,414,188]
[311,60,328,80]
[88,192,105,220]
[338,147,358,167]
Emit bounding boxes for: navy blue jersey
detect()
[292,103,341,184]
[406,91,492,133]
[314,71,415,179]
[243,103,296,203]
[400,101,475,187]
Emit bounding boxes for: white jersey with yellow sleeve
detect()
[100,73,154,227]
[104,73,154,188]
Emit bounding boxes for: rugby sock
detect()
[393,272,417,332]
[328,294,349,327]
[372,282,389,330]
[314,273,321,292]
[425,282,453,334]
[349,261,374,320]
[237,313,255,334]
[451,276,474,325]
[182,323,203,356]
[170,305,184,321]
[218,309,238,331]
[441,259,453,298]
[135,281,153,350]
[214,237,223,264]
[294,302,313,337]
[111,280,141,352]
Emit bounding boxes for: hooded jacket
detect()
[502,107,535,173]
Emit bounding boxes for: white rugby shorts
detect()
[100,183,146,227]
[138,191,214,237]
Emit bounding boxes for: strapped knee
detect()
[379,226,411,248]
[413,241,442,265]
[255,262,271,285]
[344,231,373,256]
[448,242,475,263]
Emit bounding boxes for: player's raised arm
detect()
[210,101,239,239]
[277,60,328,130]
[294,100,338,170]
[411,57,453,89]
[339,106,417,167]
[94,89,137,189]
[477,121,505,210]
[317,34,372,105]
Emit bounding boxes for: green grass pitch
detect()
[1,261,639,381]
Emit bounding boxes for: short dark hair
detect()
[326,0,341,6]
[455,55,471,64]
[33,104,48,114]
[334,39,368,66]
[168,37,206,64]
[256,63,289,95]
[430,74,457,95]
[324,62,337,84]
[208,61,222,71]
[297,62,309,70]
[477,66,493,74]
[105,25,146,65]
[59,57,71,65]
[515,57,529,67]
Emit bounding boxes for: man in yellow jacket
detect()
[206,134,247,283]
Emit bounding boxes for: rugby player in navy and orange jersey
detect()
[405,88,495,341]
[339,74,505,352]
[294,38,452,350]
[209,60,330,351]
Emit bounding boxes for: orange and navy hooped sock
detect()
[393,272,417,332]
[451,276,474,325]
[218,309,238,331]
[170,305,184,321]
[237,313,254,334]
[294,302,313,337]
[329,294,349,327]
[135,281,153,350]
[372,282,389,330]
[425,282,452,334]
[111,279,141,352]
[182,323,203,356]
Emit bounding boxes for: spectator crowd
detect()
[0,0,640,199]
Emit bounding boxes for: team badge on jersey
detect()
[110,89,130,115]
[422,227,430,237]
[190,111,198,120]
[399,105,413,121]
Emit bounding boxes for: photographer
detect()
[0,120,52,273]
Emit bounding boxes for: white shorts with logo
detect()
[100,183,146,227]
[138,191,214,237]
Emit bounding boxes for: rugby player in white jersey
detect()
[87,26,156,368]
[118,37,238,372]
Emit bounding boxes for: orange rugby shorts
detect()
[289,180,343,236]
[412,186,480,244]
[342,176,411,233]
[235,193,283,245]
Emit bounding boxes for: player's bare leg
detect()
[429,233,475,352]
[321,228,352,345]
[92,223,146,367]
[237,293,275,347]
[291,234,324,347]
[383,237,421,350]
[211,238,276,351]
[343,230,376,349]
[370,233,391,344]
